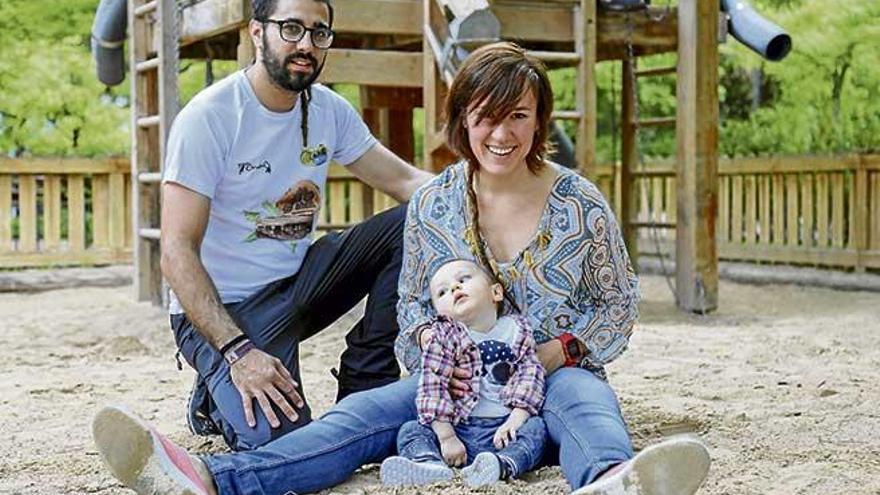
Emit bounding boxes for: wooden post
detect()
[19,176,38,252]
[575,0,597,179]
[620,59,639,265]
[109,173,127,249]
[0,176,10,251]
[237,25,254,68]
[854,155,869,271]
[675,0,719,313]
[68,175,86,251]
[44,175,63,250]
[423,0,458,172]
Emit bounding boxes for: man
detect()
[161,0,433,451]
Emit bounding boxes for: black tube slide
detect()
[721,0,792,62]
[91,0,128,86]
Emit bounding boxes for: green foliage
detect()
[0,0,129,156]
[719,0,880,155]
[0,0,877,161]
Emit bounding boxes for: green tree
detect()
[0,0,130,156]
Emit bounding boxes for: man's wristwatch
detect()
[557,333,584,368]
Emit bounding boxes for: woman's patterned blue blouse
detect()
[396,161,640,375]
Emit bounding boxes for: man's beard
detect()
[261,33,324,93]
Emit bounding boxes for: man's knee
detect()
[221,408,313,451]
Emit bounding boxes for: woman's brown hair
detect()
[446,42,555,312]
[444,41,555,175]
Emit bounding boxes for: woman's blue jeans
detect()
[204,368,632,494]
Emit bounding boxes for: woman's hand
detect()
[536,339,566,374]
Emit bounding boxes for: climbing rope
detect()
[623,12,679,303]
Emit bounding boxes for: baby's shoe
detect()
[462,452,509,487]
[380,456,454,486]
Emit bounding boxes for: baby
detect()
[381,259,546,487]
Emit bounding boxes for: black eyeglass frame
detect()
[257,18,335,48]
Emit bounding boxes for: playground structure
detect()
[118,0,723,313]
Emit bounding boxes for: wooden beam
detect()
[0,157,130,175]
[719,244,859,268]
[360,86,423,109]
[175,0,677,59]
[237,25,255,67]
[437,0,489,18]
[0,249,132,269]
[574,0,597,178]
[334,0,422,36]
[320,49,423,87]
[675,0,719,313]
[180,0,248,46]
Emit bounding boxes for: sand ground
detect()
[1,274,878,495]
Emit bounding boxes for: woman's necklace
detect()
[464,170,553,288]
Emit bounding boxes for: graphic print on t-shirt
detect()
[300,143,329,167]
[478,340,517,385]
[243,179,322,246]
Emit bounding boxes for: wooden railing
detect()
[0,158,396,269]
[607,154,880,271]
[0,157,133,268]
[2,155,877,271]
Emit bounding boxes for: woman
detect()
[91,43,709,495]
[395,42,710,494]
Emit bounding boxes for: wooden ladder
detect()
[422,0,598,178]
[128,0,178,305]
[621,58,679,263]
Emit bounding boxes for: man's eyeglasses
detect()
[258,18,335,49]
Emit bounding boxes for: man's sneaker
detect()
[462,452,502,487]
[572,437,710,495]
[380,456,454,486]
[186,376,220,437]
[92,406,211,495]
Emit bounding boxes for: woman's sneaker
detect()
[380,456,454,486]
[572,437,710,495]
[92,406,211,495]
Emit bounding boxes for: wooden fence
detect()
[0,157,397,269]
[1,155,878,271]
[614,154,880,271]
[0,157,133,268]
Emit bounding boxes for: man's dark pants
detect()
[171,204,405,451]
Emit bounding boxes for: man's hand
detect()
[420,327,472,398]
[229,348,304,428]
[439,435,467,467]
[493,408,530,449]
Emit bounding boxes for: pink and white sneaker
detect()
[92,406,212,495]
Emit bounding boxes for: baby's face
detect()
[429,260,502,325]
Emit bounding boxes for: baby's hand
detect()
[493,408,530,449]
[439,435,467,467]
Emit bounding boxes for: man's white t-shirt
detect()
[162,71,377,314]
